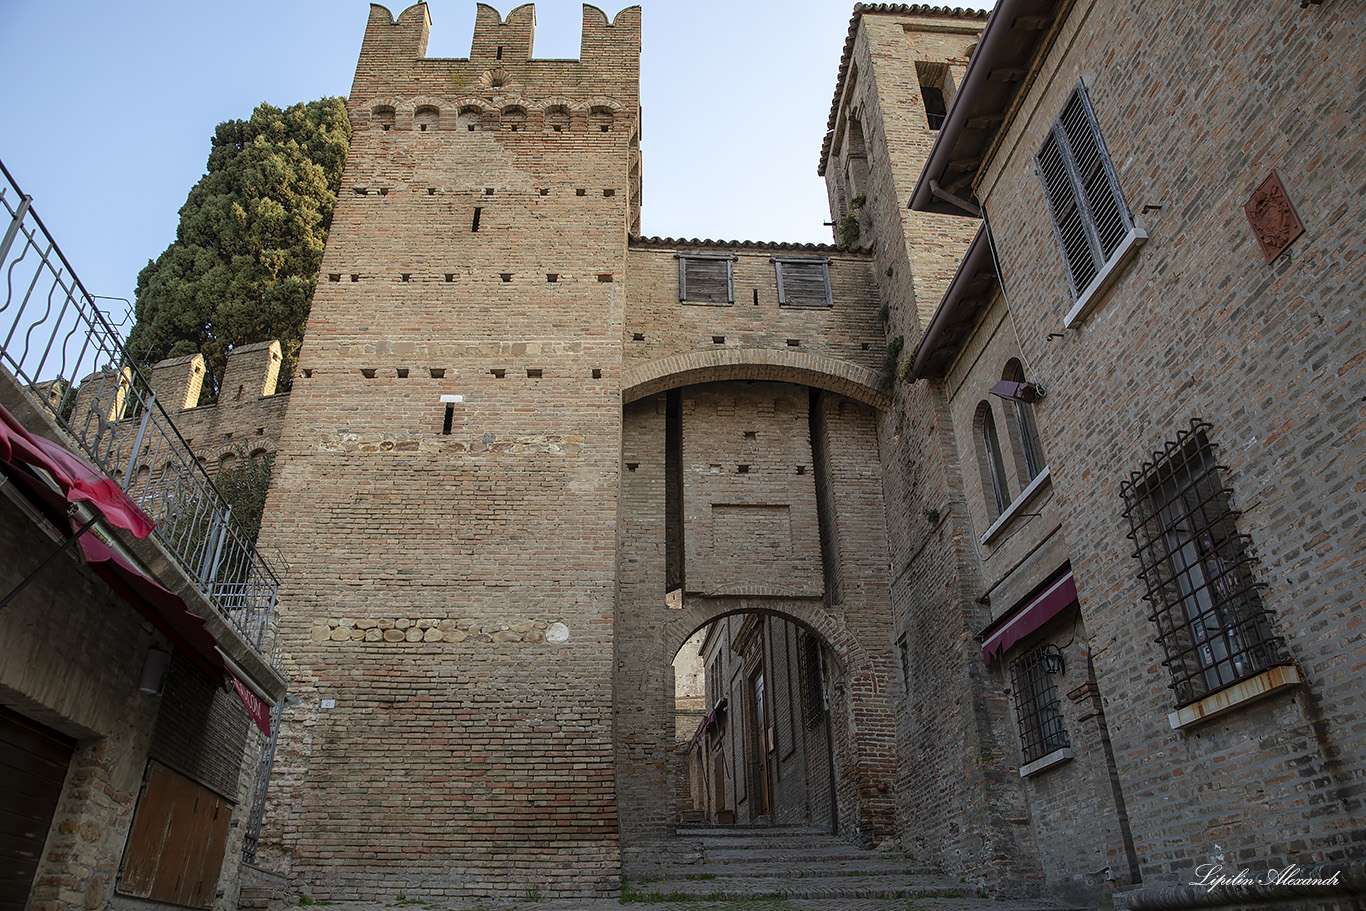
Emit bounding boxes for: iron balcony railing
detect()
[0,157,281,670]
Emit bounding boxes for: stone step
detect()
[635,856,942,880]
[625,870,971,901]
[674,824,829,838]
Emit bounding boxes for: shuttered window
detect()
[678,254,734,304]
[773,258,832,307]
[1035,84,1135,300]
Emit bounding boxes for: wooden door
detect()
[0,708,74,911]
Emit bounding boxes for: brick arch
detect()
[659,597,869,678]
[622,348,890,411]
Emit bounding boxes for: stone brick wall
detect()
[258,3,639,900]
[938,0,1366,893]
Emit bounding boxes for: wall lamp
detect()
[138,647,172,696]
[990,380,1044,404]
[1040,643,1066,676]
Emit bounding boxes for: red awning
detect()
[980,569,1078,667]
[1,400,270,733]
[694,697,728,742]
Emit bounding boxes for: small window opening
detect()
[491,368,506,379]
[632,332,645,341]
[472,208,482,232]
[526,368,543,378]
[361,368,377,378]
[328,273,340,282]
[401,273,411,282]
[485,188,494,196]
[429,368,446,379]
[737,464,750,474]
[576,188,587,197]
[302,368,314,378]
[353,187,368,195]
[539,188,550,196]
[546,274,559,283]
[428,188,437,195]
[351,274,360,282]
[796,465,807,475]
[419,124,427,131]
[379,187,389,196]
[592,368,602,379]
[752,289,759,305]
[744,431,757,441]
[496,45,504,60]
[603,188,616,197]
[442,404,454,434]
[445,273,455,282]
[712,336,725,344]
[597,273,613,283]
[921,86,947,131]
[787,339,800,347]
[626,463,639,472]
[501,273,513,282]
[861,342,870,350]
[397,368,409,378]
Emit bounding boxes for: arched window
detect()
[414,105,440,132]
[502,106,526,132]
[976,401,1010,517]
[1003,359,1046,482]
[589,106,614,133]
[458,105,483,132]
[544,105,570,132]
[372,105,396,132]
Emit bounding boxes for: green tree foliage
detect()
[216,449,276,546]
[129,98,351,399]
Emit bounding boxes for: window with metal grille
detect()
[1035,84,1135,300]
[774,258,832,307]
[1120,420,1289,707]
[797,629,827,728]
[1011,646,1069,764]
[678,254,734,303]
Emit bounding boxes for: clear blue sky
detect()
[0,1,989,321]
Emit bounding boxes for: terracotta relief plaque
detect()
[1244,170,1304,263]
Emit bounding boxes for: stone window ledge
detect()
[1062,225,1147,328]
[981,466,1051,546]
[1019,746,1072,778]
[1167,664,1302,731]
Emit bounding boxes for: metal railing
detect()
[0,158,281,670]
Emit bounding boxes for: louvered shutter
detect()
[775,260,831,307]
[679,256,733,303]
[1035,84,1134,299]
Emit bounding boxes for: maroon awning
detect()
[980,568,1078,667]
[1,401,269,733]
[694,697,728,742]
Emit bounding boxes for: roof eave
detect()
[909,0,1065,214]
[907,222,998,382]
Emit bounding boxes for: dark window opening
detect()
[472,207,482,232]
[921,85,947,131]
[1012,646,1069,764]
[442,404,454,435]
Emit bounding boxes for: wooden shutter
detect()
[679,256,732,303]
[1035,84,1134,298]
[775,260,831,307]
[0,708,74,911]
[118,761,233,910]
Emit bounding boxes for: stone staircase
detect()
[622,825,1085,908]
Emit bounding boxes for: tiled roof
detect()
[818,3,990,175]
[630,235,872,254]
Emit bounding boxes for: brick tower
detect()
[259,2,640,900]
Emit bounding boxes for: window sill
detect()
[980,466,1051,546]
[680,299,733,307]
[1167,664,1301,731]
[1019,746,1072,778]
[1062,225,1148,328]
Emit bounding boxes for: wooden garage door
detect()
[117,761,233,910]
[0,707,74,911]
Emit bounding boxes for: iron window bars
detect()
[1012,644,1069,765]
[1120,420,1288,707]
[678,253,734,304]
[1035,83,1136,300]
